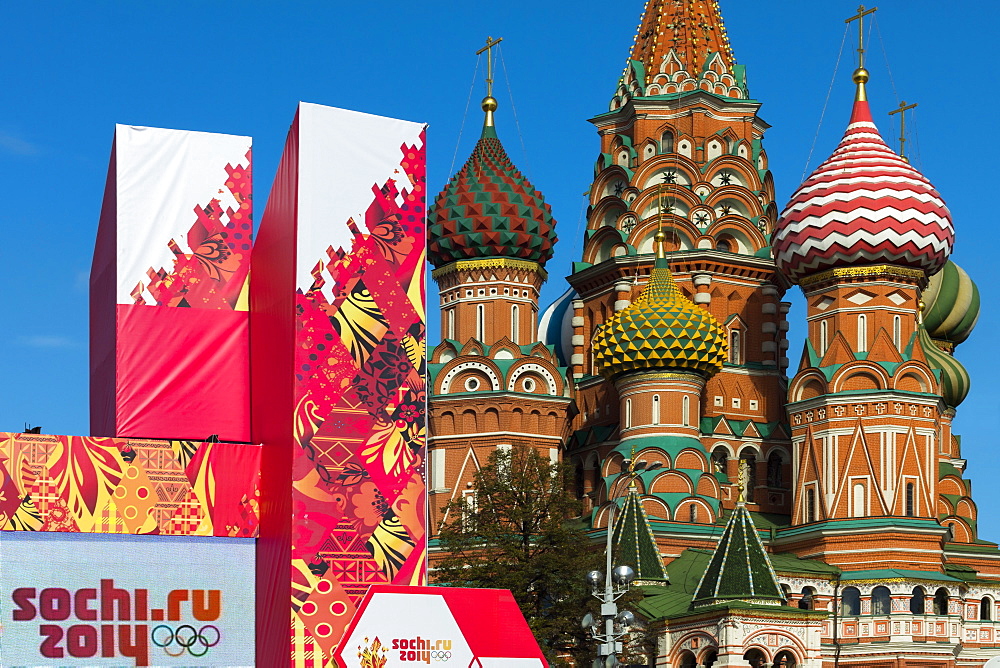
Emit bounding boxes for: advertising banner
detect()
[91,125,252,442]
[333,585,547,668]
[251,103,427,667]
[0,432,260,537]
[0,532,255,667]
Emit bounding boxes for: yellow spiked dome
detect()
[592,234,727,379]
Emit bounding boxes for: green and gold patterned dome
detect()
[921,260,980,349]
[592,234,727,379]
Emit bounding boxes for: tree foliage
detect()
[434,444,600,663]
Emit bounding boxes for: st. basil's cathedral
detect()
[426,1,991,666]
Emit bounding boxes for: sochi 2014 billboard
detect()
[0,533,255,667]
[91,125,252,443]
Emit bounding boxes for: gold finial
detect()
[737,457,748,505]
[888,100,918,161]
[476,36,504,128]
[846,5,877,101]
[655,184,668,259]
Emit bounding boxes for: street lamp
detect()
[583,505,636,668]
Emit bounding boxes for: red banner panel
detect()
[0,432,260,537]
[251,103,426,667]
[91,126,252,442]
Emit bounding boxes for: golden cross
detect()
[888,100,918,161]
[475,36,504,99]
[845,5,878,70]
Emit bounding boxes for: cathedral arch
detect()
[507,362,559,395]
[793,374,827,401]
[910,586,926,614]
[933,588,950,615]
[483,408,500,433]
[982,596,993,621]
[676,650,697,668]
[871,586,891,615]
[674,449,707,471]
[707,221,765,255]
[438,359,502,394]
[893,367,933,393]
[603,452,627,478]
[706,157,764,189]
[696,473,721,497]
[634,222,696,254]
[957,498,977,520]
[643,496,669,519]
[461,409,478,432]
[742,647,769,668]
[683,497,714,523]
[841,587,861,616]
[773,650,798,668]
[650,471,694,495]
[437,411,455,434]
[798,586,816,610]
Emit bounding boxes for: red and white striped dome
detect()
[773,100,954,282]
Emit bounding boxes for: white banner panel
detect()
[114,125,251,305]
[0,533,255,667]
[296,102,425,296]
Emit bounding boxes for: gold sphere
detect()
[654,230,667,243]
[852,67,870,84]
[481,96,498,112]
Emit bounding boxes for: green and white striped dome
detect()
[922,261,980,348]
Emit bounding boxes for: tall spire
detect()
[845,5,877,102]
[629,0,736,83]
[612,483,669,583]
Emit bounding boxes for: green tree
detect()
[434,444,600,663]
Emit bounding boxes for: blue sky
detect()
[2,2,998,536]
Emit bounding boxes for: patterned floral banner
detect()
[0,432,260,537]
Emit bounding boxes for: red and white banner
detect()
[333,585,547,668]
[251,103,427,666]
[91,126,252,442]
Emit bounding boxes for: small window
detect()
[893,315,902,349]
[905,482,915,517]
[689,504,698,523]
[447,308,456,339]
[716,238,732,252]
[729,330,742,364]
[682,395,691,426]
[464,377,480,392]
[982,597,993,621]
[799,587,815,610]
[853,482,866,517]
[872,586,891,615]
[476,304,485,341]
[910,586,926,614]
[857,314,868,353]
[511,304,520,344]
[711,447,728,474]
[933,588,949,615]
[625,399,632,429]
[807,488,817,522]
[767,452,783,488]
[842,587,861,616]
[652,394,661,425]
[819,320,829,355]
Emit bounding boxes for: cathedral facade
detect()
[426,2,994,666]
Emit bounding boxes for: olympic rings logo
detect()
[151,624,221,657]
[431,651,452,662]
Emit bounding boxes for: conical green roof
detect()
[612,486,668,582]
[691,504,783,607]
[428,126,557,268]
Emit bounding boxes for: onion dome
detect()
[427,97,557,269]
[592,232,726,379]
[539,287,577,366]
[773,70,954,283]
[918,323,970,408]
[921,261,980,347]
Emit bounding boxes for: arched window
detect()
[910,586,926,614]
[652,394,661,425]
[661,131,674,153]
[905,482,915,517]
[678,650,697,668]
[933,588,949,615]
[447,308,456,339]
[739,449,757,502]
[774,650,797,668]
[625,399,632,429]
[701,650,718,668]
[767,452,783,487]
[716,238,733,252]
[799,586,815,610]
[743,649,767,668]
[807,488,817,523]
[872,586,891,615]
[682,395,691,427]
[857,314,868,352]
[852,482,866,517]
[841,587,861,616]
[982,597,993,621]
[893,315,901,349]
[711,447,728,474]
[689,503,698,523]
[729,330,741,364]
[511,304,519,344]
[476,304,485,341]
[819,320,828,355]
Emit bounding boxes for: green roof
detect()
[613,487,668,582]
[839,569,961,583]
[692,503,783,606]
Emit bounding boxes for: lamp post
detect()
[582,505,636,668]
